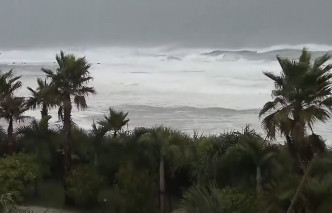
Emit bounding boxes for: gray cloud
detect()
[1,0,331,49]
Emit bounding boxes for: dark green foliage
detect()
[224,128,277,194]
[106,162,158,213]
[65,166,105,207]
[262,174,332,213]
[190,127,275,190]
[175,185,258,213]
[0,154,40,203]
[139,127,192,170]
[16,117,58,176]
[139,127,192,213]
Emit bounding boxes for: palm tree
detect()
[42,51,96,174]
[139,127,189,213]
[259,48,332,170]
[300,173,332,212]
[26,78,57,119]
[16,116,58,176]
[0,96,28,154]
[262,155,332,213]
[286,154,317,213]
[0,127,6,142]
[0,70,22,98]
[225,130,277,194]
[0,70,28,155]
[190,130,243,185]
[174,185,226,213]
[89,122,108,167]
[98,108,129,137]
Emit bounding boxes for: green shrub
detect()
[219,187,258,212]
[175,185,258,213]
[0,154,40,203]
[107,162,158,213]
[65,166,105,207]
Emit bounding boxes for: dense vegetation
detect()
[0,49,332,213]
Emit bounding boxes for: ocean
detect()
[0,44,332,143]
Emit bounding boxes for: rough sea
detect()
[1,44,332,143]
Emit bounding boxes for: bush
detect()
[175,185,258,213]
[0,154,40,203]
[65,166,105,207]
[107,162,158,213]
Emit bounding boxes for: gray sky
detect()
[1,0,331,49]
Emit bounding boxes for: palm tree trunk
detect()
[292,104,307,172]
[63,101,72,176]
[286,135,305,174]
[63,101,74,205]
[159,157,166,213]
[7,116,14,155]
[93,138,101,167]
[287,155,317,213]
[94,152,99,167]
[41,103,48,118]
[256,166,263,194]
[297,154,306,174]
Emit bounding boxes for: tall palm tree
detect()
[139,127,189,213]
[0,126,5,138]
[26,78,57,119]
[98,107,129,137]
[0,126,6,154]
[0,70,27,155]
[259,48,332,170]
[225,130,277,194]
[42,51,96,174]
[0,96,28,154]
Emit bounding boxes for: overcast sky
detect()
[1,0,331,49]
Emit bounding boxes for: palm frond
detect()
[259,97,287,117]
[301,105,331,125]
[299,48,311,65]
[74,95,87,110]
[313,53,331,71]
[307,134,326,154]
[263,72,283,88]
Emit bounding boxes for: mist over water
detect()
[0,44,332,143]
